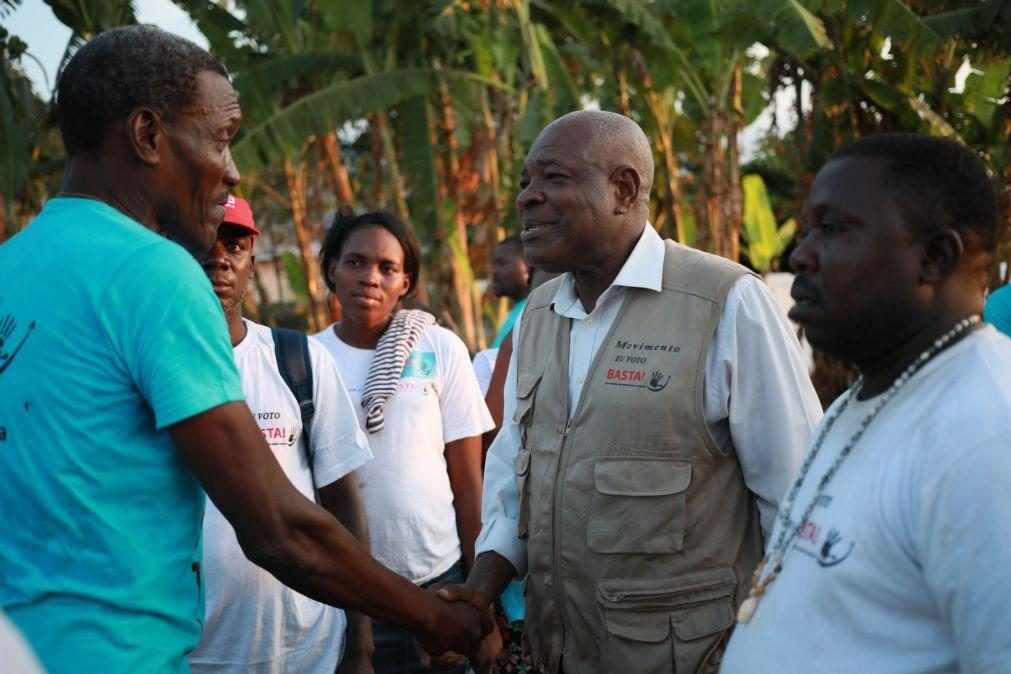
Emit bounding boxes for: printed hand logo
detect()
[647,370,671,392]
[0,310,35,377]
[816,527,854,567]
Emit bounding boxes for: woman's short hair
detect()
[319,210,422,297]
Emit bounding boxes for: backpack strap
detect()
[271,327,316,487]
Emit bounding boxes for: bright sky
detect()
[3,0,206,98]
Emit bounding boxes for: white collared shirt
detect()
[476,224,823,577]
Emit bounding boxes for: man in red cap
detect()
[192,197,376,674]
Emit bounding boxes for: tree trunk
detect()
[284,158,327,332]
[320,131,355,206]
[703,100,728,258]
[480,87,505,337]
[369,114,385,209]
[725,65,743,263]
[617,68,631,117]
[437,74,478,351]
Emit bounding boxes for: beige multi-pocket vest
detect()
[513,240,764,674]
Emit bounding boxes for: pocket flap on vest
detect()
[594,458,692,496]
[602,609,671,643]
[672,599,734,640]
[516,369,543,399]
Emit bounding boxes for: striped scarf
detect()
[361,309,436,434]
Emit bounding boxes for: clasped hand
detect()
[418,583,501,672]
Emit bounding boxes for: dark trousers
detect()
[372,559,469,674]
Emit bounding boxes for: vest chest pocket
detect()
[513,368,543,448]
[597,568,736,674]
[587,457,692,554]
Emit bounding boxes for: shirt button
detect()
[585,319,593,326]
[576,375,585,383]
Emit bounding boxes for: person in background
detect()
[984,282,1011,336]
[437,110,822,673]
[483,267,561,439]
[722,133,1011,673]
[189,196,375,674]
[314,211,496,674]
[472,348,498,398]
[0,26,487,674]
[490,235,531,347]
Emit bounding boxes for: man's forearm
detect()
[173,402,487,656]
[466,551,518,607]
[242,487,438,632]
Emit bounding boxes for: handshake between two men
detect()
[422,551,520,670]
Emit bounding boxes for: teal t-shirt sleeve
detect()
[99,241,244,428]
[984,285,1011,338]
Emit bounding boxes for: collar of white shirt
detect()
[550,222,664,319]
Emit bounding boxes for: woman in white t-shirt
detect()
[314,211,494,674]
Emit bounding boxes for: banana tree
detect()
[741,174,797,273]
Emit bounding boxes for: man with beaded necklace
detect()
[722,133,1011,672]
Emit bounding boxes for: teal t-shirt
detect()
[491,298,527,348]
[985,284,1011,338]
[0,198,244,673]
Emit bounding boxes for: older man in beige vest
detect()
[436,111,822,674]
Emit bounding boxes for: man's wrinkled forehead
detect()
[524,122,605,171]
[189,70,241,121]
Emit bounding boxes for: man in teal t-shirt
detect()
[0,197,244,672]
[0,25,487,674]
[490,235,530,347]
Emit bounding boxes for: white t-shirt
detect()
[189,320,373,674]
[0,611,44,674]
[472,348,499,396]
[722,327,1011,674]
[315,323,495,584]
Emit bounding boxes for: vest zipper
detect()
[551,417,572,666]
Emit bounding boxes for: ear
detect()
[399,272,412,299]
[126,107,165,167]
[920,228,963,284]
[250,252,256,275]
[326,258,338,286]
[610,165,641,215]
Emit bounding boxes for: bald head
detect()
[539,110,654,210]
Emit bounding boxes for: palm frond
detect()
[231,68,432,174]
[583,0,710,107]
[398,94,441,240]
[843,0,941,58]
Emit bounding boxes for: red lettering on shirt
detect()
[606,368,646,382]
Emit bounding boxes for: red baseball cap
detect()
[222,194,261,237]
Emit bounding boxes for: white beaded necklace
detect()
[736,314,982,625]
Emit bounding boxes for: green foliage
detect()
[742,174,797,273]
[398,93,441,241]
[0,64,32,212]
[281,250,308,301]
[231,68,432,172]
[6,0,1011,334]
